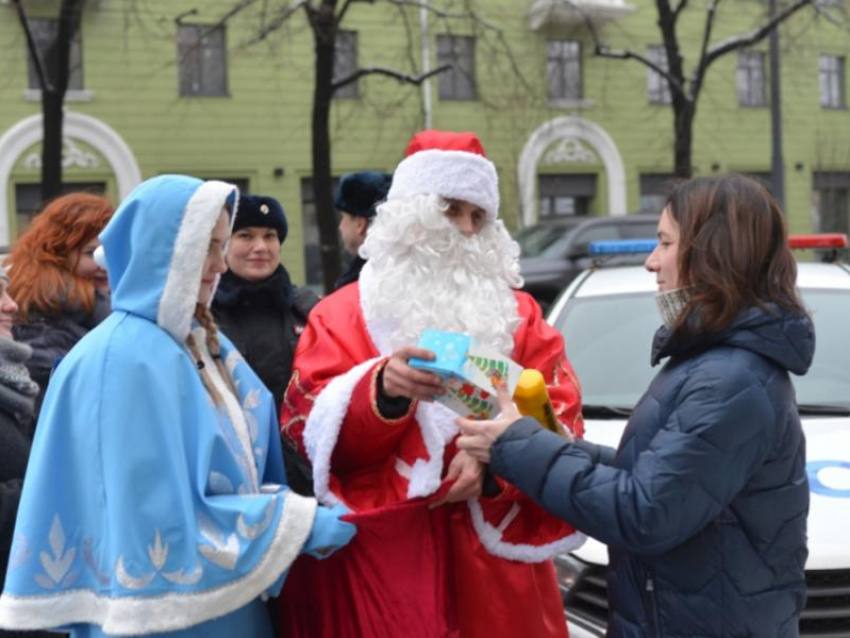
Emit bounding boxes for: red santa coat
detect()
[280,282,585,638]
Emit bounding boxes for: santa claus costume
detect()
[279,131,585,638]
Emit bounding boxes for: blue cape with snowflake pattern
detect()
[0,175,317,634]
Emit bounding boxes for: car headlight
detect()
[554,553,589,595]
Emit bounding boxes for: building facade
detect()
[1,0,848,287]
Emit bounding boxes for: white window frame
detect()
[819,55,846,109]
[177,24,229,97]
[436,34,477,101]
[333,30,359,99]
[646,46,671,105]
[737,50,767,107]
[547,40,583,104]
[25,17,84,92]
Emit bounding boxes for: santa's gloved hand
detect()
[302,504,356,560]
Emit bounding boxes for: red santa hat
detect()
[386,130,499,220]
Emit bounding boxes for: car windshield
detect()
[514,220,583,258]
[553,288,850,411]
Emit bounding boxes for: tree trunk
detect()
[41,89,64,200]
[672,101,695,178]
[40,0,84,202]
[311,2,342,293]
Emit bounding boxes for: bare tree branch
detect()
[173,9,199,24]
[702,0,814,68]
[655,0,688,102]
[338,0,374,24]
[240,0,311,47]
[811,0,847,26]
[386,0,474,20]
[689,0,720,101]
[599,46,687,96]
[217,0,262,25]
[12,0,53,92]
[672,0,689,19]
[331,63,449,92]
[394,1,421,74]
[558,0,686,96]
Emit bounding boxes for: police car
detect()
[546,235,850,638]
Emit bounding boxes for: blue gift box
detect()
[409,328,522,419]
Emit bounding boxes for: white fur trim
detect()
[386,149,499,220]
[395,457,413,479]
[407,402,458,499]
[0,493,316,634]
[358,292,458,501]
[157,181,238,342]
[303,357,382,506]
[467,499,586,563]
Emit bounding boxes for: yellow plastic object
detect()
[512,369,564,436]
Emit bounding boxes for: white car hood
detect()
[571,416,850,569]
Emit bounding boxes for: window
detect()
[547,40,582,102]
[819,55,845,109]
[646,46,671,104]
[737,50,766,107]
[14,182,105,236]
[25,18,83,91]
[539,174,597,217]
[177,25,228,97]
[333,30,359,99]
[639,173,675,213]
[813,172,850,234]
[437,35,476,100]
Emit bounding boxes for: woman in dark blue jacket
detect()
[459,174,813,638]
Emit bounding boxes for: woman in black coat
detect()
[0,266,55,638]
[212,195,317,495]
[459,174,813,638]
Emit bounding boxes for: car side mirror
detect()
[568,244,589,260]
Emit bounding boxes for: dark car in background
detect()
[515,214,659,310]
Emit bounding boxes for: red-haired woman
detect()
[5,192,113,413]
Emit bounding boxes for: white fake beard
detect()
[359,193,523,356]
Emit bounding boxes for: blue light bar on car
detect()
[589,239,658,255]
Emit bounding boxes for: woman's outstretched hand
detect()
[457,379,521,464]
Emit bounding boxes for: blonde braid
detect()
[194,304,239,399]
[185,331,225,407]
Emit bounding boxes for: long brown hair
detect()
[5,192,113,321]
[667,173,805,334]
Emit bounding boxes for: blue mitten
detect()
[302,504,357,560]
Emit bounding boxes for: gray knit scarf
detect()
[0,335,40,417]
[655,287,692,329]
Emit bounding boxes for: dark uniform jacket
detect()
[491,304,814,638]
[212,266,317,411]
[334,256,366,291]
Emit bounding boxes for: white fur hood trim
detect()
[157,180,238,342]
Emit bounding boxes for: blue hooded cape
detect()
[0,175,317,636]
